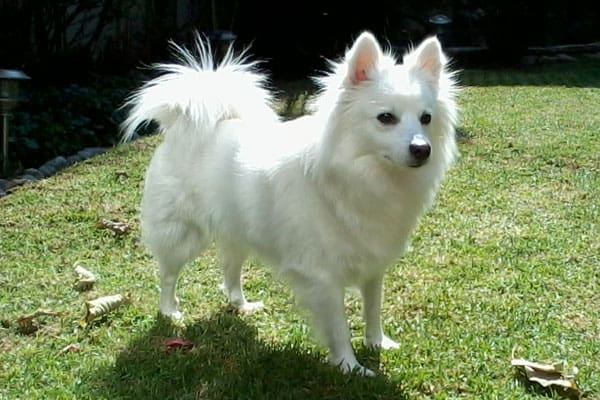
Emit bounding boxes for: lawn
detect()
[1,59,599,399]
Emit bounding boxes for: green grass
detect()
[1,59,599,399]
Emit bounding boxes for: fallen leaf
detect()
[17,310,64,335]
[57,343,81,355]
[74,262,97,291]
[96,219,130,235]
[512,357,582,397]
[83,294,130,325]
[165,338,194,352]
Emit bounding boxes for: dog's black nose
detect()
[409,136,431,165]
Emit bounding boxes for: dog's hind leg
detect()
[151,224,208,320]
[219,245,264,314]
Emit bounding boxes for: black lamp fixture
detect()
[1,69,31,175]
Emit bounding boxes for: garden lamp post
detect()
[0,69,31,175]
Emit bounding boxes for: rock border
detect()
[0,147,107,198]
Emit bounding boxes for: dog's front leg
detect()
[292,278,374,376]
[361,273,399,350]
[220,246,264,314]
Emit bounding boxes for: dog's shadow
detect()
[87,308,407,400]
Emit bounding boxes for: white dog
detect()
[122,32,458,375]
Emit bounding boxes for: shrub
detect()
[5,74,143,174]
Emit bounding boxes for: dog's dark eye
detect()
[377,112,398,125]
[420,112,432,125]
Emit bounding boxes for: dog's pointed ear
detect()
[345,32,382,85]
[404,37,445,90]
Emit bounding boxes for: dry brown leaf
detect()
[57,343,81,355]
[97,219,131,235]
[84,294,130,325]
[165,338,194,352]
[512,357,582,397]
[74,262,97,291]
[16,310,63,335]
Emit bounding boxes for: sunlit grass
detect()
[1,59,599,399]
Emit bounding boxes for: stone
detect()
[66,154,84,166]
[38,156,68,177]
[38,164,57,178]
[1,146,111,198]
[555,53,576,62]
[17,174,39,182]
[44,156,68,171]
[78,147,107,160]
[23,168,44,180]
[539,54,577,63]
[9,178,27,187]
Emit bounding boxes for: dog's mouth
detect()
[382,154,429,168]
[408,158,429,168]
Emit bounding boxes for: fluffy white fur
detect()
[122,32,458,375]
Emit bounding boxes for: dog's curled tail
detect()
[121,36,276,142]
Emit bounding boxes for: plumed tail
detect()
[121,35,276,142]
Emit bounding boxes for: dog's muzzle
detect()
[408,135,431,167]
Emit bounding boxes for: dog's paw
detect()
[159,305,184,321]
[335,360,375,377]
[169,310,184,321]
[365,334,400,350]
[159,295,182,320]
[160,310,183,321]
[329,354,376,377]
[353,365,376,377]
[235,300,264,315]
